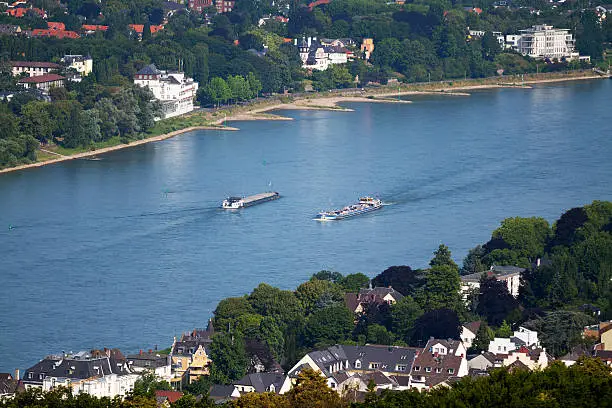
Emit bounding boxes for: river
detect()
[1,79,611,372]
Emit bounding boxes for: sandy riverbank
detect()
[1,72,608,175]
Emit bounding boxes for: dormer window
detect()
[413,366,420,371]
[448,368,454,374]
[435,368,442,373]
[355,360,361,369]
[425,367,432,373]
[369,362,380,369]
[396,364,407,371]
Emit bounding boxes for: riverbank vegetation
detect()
[1,0,612,169]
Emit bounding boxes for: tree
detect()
[200,77,231,106]
[296,279,343,314]
[209,332,248,384]
[131,371,171,397]
[462,245,486,275]
[411,309,461,346]
[214,296,254,332]
[20,101,53,143]
[470,322,494,352]
[303,304,354,348]
[484,217,550,267]
[339,273,370,293]
[476,277,519,326]
[367,324,394,345]
[423,264,461,311]
[430,244,459,271]
[390,296,423,343]
[523,311,594,357]
[248,283,303,326]
[372,266,425,297]
[234,391,290,408]
[311,270,343,283]
[577,10,603,60]
[495,320,512,338]
[285,368,345,408]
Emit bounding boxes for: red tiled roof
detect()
[82,24,108,31]
[129,24,164,34]
[155,390,183,403]
[47,22,65,30]
[308,0,330,10]
[6,7,45,18]
[18,73,65,83]
[10,61,61,68]
[32,29,80,38]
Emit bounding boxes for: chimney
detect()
[14,369,19,381]
[307,37,311,47]
[139,350,142,355]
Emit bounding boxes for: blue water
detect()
[0,80,611,372]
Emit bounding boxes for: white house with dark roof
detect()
[345,286,405,314]
[233,372,285,395]
[279,344,418,395]
[126,350,172,381]
[461,321,481,350]
[10,61,61,77]
[133,64,198,119]
[410,339,468,390]
[460,265,524,299]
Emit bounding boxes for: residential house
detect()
[129,24,164,40]
[11,61,61,77]
[126,350,172,381]
[0,373,18,399]
[0,24,24,36]
[24,350,139,398]
[31,29,80,39]
[297,37,351,71]
[598,325,612,351]
[410,339,468,390]
[169,324,214,386]
[233,373,285,396]
[18,73,65,91]
[460,265,524,299]
[46,21,65,31]
[62,55,93,77]
[500,346,551,370]
[345,286,404,314]
[5,7,46,19]
[559,345,591,366]
[155,390,184,406]
[209,384,240,403]
[279,344,418,395]
[467,352,504,371]
[82,25,108,35]
[488,337,516,354]
[134,64,199,119]
[594,350,612,366]
[583,321,612,340]
[460,321,481,350]
[512,327,540,348]
[215,0,235,13]
[188,0,212,13]
[595,5,612,21]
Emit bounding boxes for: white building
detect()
[460,321,481,350]
[10,61,61,77]
[488,337,517,355]
[512,327,540,348]
[126,350,172,381]
[460,265,523,300]
[517,25,579,60]
[297,37,350,71]
[134,64,198,119]
[62,55,93,77]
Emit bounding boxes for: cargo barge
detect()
[222,192,280,209]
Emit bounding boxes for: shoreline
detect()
[1,72,608,175]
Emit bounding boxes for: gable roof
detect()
[136,64,162,76]
[463,321,481,335]
[233,373,285,393]
[414,339,465,388]
[11,61,61,69]
[155,390,183,403]
[358,287,404,302]
[18,73,65,83]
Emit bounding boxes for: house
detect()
[599,325,612,351]
[0,373,18,399]
[82,24,108,35]
[127,350,172,381]
[169,324,214,386]
[209,384,240,403]
[467,352,504,371]
[0,24,23,36]
[23,350,139,398]
[559,345,591,366]
[215,0,235,13]
[5,7,46,18]
[460,265,524,299]
[155,390,184,406]
[18,73,65,91]
[516,25,583,61]
[10,61,61,77]
[279,344,418,395]
[134,64,198,119]
[188,0,212,13]
[233,372,285,395]
[129,24,164,40]
[500,346,551,370]
[595,5,612,21]
[62,55,93,77]
[410,339,468,390]
[46,21,65,31]
[31,29,80,39]
[489,337,516,355]
[511,327,540,348]
[297,37,352,71]
[460,321,481,350]
[345,286,404,314]
[594,350,612,366]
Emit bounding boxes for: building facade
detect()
[18,73,65,91]
[11,61,61,77]
[62,55,93,77]
[517,25,578,60]
[134,64,198,119]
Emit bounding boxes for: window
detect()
[425,367,432,373]
[369,363,379,369]
[435,368,441,373]
[396,365,407,371]
[448,368,454,374]
[413,366,420,371]
[355,360,361,369]
[330,382,336,389]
